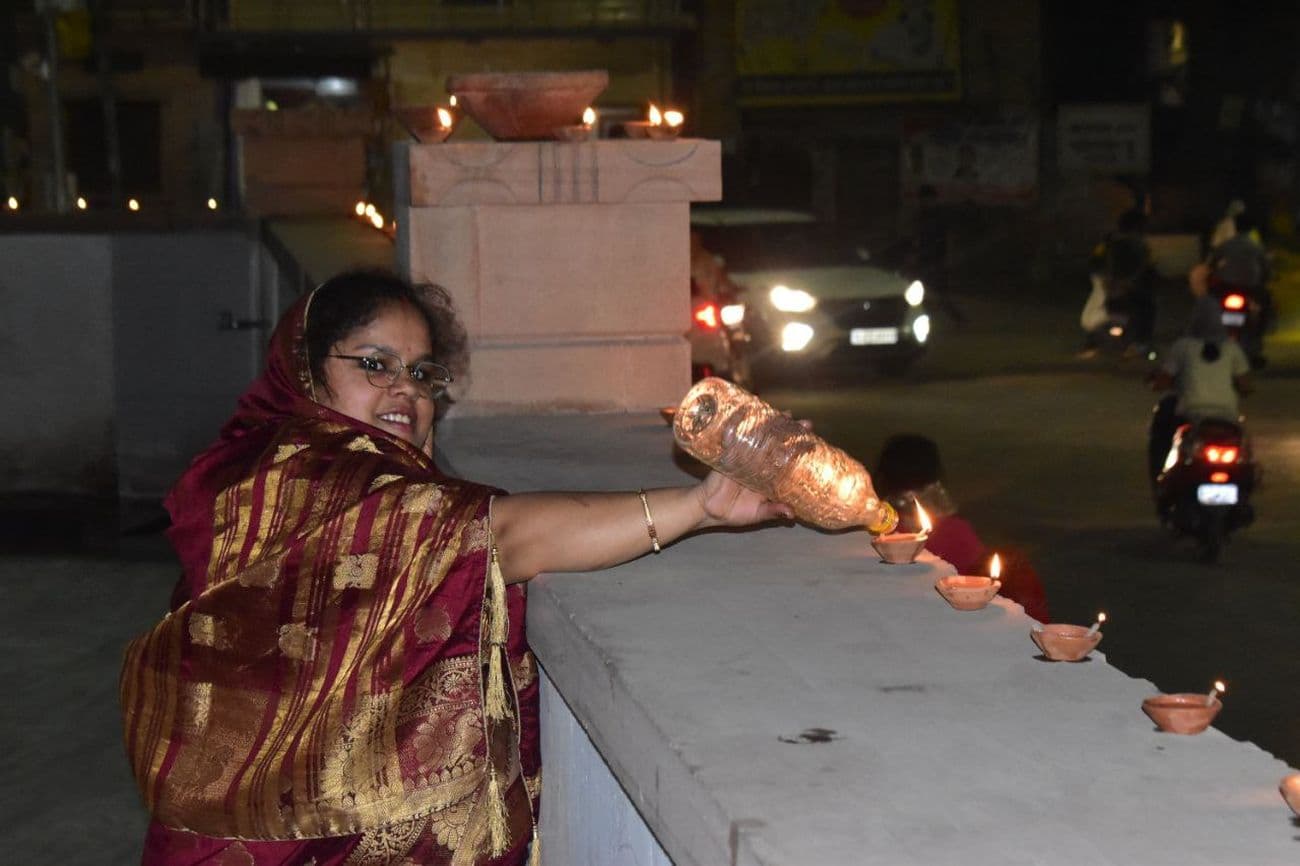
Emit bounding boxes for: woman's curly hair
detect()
[305,268,469,398]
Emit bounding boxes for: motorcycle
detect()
[1150,400,1257,563]
[1210,281,1267,368]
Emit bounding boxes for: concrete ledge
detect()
[439,413,1300,866]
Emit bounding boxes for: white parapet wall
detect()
[394,138,722,414]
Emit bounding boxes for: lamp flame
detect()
[355,201,366,217]
[1207,680,1226,706]
[1097,612,1107,624]
[663,109,684,128]
[915,500,932,535]
[369,211,384,230]
[448,94,458,107]
[989,553,1002,580]
[582,107,596,126]
[437,107,454,129]
[648,103,663,125]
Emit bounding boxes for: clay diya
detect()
[554,107,597,141]
[872,499,931,564]
[625,104,684,140]
[934,552,1002,610]
[622,120,653,139]
[1031,624,1102,662]
[1142,683,1225,735]
[1141,693,1222,735]
[1280,774,1300,816]
[394,105,456,143]
[935,574,1001,610]
[873,533,927,564]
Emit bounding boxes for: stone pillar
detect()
[395,138,721,414]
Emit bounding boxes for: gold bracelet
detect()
[637,488,661,553]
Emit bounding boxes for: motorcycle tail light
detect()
[1209,471,1230,483]
[1203,445,1239,464]
[1223,293,1246,311]
[693,302,720,330]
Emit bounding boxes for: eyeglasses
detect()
[327,351,453,399]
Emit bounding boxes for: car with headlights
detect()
[690,207,930,383]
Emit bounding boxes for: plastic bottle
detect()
[673,377,898,533]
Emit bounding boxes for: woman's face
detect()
[319,302,437,449]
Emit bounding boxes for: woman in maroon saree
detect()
[122,270,791,865]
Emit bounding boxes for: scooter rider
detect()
[1088,208,1156,355]
[1147,302,1253,485]
[1207,211,1272,365]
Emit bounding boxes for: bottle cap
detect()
[866,500,899,535]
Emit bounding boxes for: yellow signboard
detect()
[736,0,961,105]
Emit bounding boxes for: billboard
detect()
[736,0,961,106]
[1057,104,1151,176]
[901,118,1039,206]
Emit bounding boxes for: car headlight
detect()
[720,303,745,327]
[781,322,815,351]
[769,284,817,313]
[904,279,925,307]
[912,313,931,344]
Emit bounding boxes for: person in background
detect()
[873,434,1050,623]
[1147,306,1253,486]
[1088,208,1156,357]
[1208,210,1273,366]
[1209,198,1247,250]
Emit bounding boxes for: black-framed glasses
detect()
[327,350,453,399]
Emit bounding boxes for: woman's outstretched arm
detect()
[490,472,794,582]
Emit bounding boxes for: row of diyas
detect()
[866,497,1300,816]
[399,100,686,144]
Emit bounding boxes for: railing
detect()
[223,0,693,32]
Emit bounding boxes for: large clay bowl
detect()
[1280,774,1300,816]
[1031,624,1102,662]
[871,533,926,564]
[446,70,609,141]
[1141,694,1222,735]
[934,575,1000,611]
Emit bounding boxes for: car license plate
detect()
[1221,311,1246,326]
[1197,483,1239,505]
[850,327,899,346]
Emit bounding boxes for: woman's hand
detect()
[695,470,795,528]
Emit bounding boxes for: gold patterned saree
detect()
[120,294,539,865]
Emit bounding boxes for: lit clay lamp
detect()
[871,499,931,564]
[1031,611,1105,662]
[1280,774,1300,817]
[935,552,1002,611]
[555,106,597,142]
[395,105,456,144]
[1142,680,1225,735]
[625,103,684,140]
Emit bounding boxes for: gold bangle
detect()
[637,488,661,553]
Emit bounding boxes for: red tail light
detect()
[1203,446,1239,464]
[1223,293,1246,311]
[693,302,720,330]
